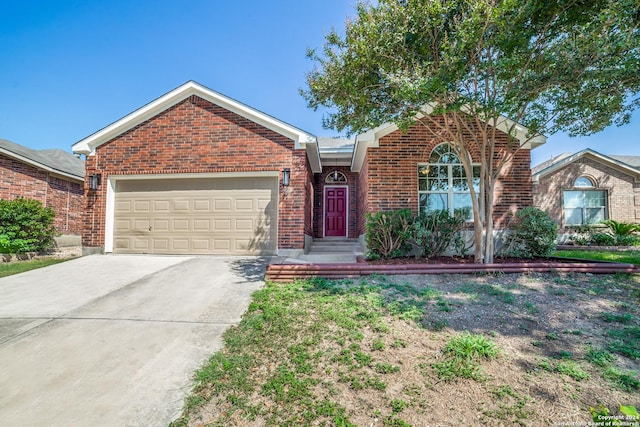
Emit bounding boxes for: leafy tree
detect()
[303,0,640,263]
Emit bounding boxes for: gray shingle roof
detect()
[0,138,85,180]
[608,155,640,169]
[317,137,355,152]
[531,152,572,175]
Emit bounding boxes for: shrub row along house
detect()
[70,81,542,256]
[0,138,84,240]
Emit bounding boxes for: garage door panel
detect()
[193,219,211,231]
[173,200,190,211]
[154,200,170,211]
[134,200,151,212]
[214,199,232,211]
[113,177,277,255]
[213,219,232,231]
[193,199,211,211]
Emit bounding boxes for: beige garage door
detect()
[113,177,277,255]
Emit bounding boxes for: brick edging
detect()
[265,261,638,282]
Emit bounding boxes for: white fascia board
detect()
[532,149,640,183]
[0,148,84,182]
[306,140,323,173]
[72,81,316,154]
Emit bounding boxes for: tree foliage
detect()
[303,0,640,263]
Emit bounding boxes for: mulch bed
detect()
[365,255,578,265]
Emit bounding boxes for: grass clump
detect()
[607,326,640,359]
[0,257,74,278]
[433,333,499,381]
[600,312,635,324]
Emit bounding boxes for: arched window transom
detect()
[574,176,595,188]
[325,171,347,184]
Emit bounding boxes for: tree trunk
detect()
[483,178,496,264]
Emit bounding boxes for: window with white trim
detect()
[418,143,480,220]
[563,176,607,225]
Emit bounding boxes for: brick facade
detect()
[313,167,358,238]
[82,95,310,251]
[356,119,532,235]
[0,154,83,235]
[533,156,640,229]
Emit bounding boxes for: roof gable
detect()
[71,81,321,172]
[532,149,640,182]
[0,138,84,181]
[351,106,546,172]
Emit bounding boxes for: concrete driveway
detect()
[0,255,266,427]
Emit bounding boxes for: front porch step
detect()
[307,238,363,255]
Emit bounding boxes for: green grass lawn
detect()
[552,249,640,266]
[0,258,75,278]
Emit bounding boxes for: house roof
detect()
[351,105,547,172]
[531,148,640,183]
[530,152,572,175]
[0,138,85,181]
[71,80,322,173]
[317,137,355,167]
[608,155,640,169]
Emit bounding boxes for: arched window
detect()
[574,176,595,188]
[325,170,347,184]
[563,176,607,225]
[418,143,480,220]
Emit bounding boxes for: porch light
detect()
[89,174,101,190]
[282,168,290,186]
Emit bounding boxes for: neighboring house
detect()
[71,81,544,256]
[0,138,85,237]
[532,149,640,230]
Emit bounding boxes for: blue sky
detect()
[1,0,637,166]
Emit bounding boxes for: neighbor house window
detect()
[418,143,480,220]
[563,176,607,225]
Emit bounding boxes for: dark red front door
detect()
[325,187,347,237]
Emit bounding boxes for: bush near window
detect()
[412,210,467,259]
[366,209,467,259]
[502,207,558,258]
[365,210,413,259]
[568,221,640,246]
[0,199,57,254]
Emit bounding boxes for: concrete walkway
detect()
[0,255,266,427]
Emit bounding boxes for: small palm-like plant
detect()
[601,220,640,237]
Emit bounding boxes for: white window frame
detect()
[418,144,480,219]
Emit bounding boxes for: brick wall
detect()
[357,119,532,235]
[313,166,358,238]
[83,95,309,251]
[533,156,640,229]
[0,154,83,235]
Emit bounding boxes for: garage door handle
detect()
[149,226,152,231]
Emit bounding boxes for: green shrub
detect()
[365,210,412,259]
[590,232,616,246]
[601,220,640,237]
[600,220,640,246]
[502,207,558,258]
[0,198,56,253]
[412,210,466,258]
